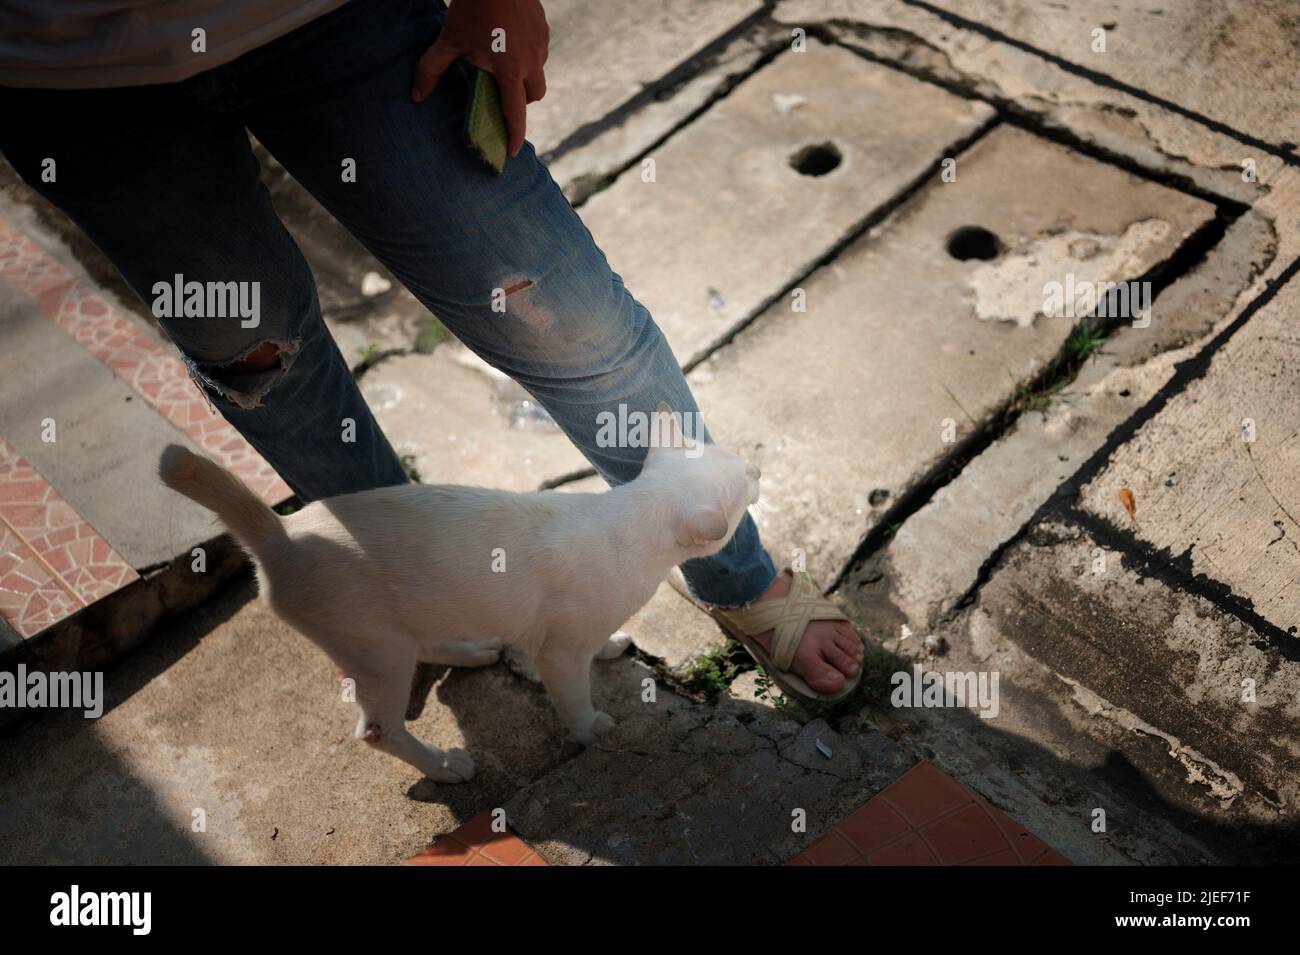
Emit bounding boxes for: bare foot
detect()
[747,571,864,694]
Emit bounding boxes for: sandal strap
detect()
[720,571,848,671]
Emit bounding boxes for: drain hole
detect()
[946,226,1001,261]
[789,142,842,176]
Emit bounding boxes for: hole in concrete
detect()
[946,225,1002,261]
[869,488,890,506]
[789,142,842,176]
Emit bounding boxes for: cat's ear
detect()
[650,401,686,451]
[650,401,699,452]
[674,504,728,548]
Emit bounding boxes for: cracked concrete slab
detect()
[1079,278,1300,635]
[948,518,1300,857]
[579,39,995,365]
[528,0,764,157]
[774,1,1283,205]
[684,123,1213,587]
[504,690,911,865]
[548,26,775,202]
[362,344,587,490]
[861,209,1275,635]
[904,0,1300,149]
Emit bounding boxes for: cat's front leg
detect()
[533,647,617,746]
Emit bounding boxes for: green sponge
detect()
[465,67,508,175]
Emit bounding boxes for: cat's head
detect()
[644,402,761,558]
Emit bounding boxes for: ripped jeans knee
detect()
[182,337,303,411]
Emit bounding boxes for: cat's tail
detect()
[158,444,285,557]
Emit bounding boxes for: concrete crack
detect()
[1057,674,1244,805]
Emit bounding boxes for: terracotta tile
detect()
[880,761,973,827]
[866,833,941,866]
[836,797,911,855]
[481,834,538,866]
[451,810,500,849]
[404,837,474,866]
[802,829,863,866]
[1032,849,1073,866]
[921,803,1012,865]
[963,849,1021,866]
[403,811,550,867]
[787,761,1071,868]
[981,798,1051,864]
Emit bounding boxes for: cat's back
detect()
[285,482,563,554]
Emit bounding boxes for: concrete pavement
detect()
[2,0,1299,865]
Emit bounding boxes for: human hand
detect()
[411,0,550,157]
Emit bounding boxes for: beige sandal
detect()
[667,566,866,704]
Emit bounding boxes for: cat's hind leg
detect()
[347,638,475,783]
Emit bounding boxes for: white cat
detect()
[158,404,760,783]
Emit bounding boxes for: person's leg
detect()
[228,0,778,605]
[0,81,406,501]
[221,0,858,691]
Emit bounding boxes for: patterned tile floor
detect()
[0,213,289,638]
[0,435,138,638]
[404,761,1070,867]
[0,216,289,503]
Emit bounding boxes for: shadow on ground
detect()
[4,566,1298,866]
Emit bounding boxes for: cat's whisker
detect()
[750,494,778,515]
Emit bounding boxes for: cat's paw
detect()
[429,747,475,783]
[595,631,633,660]
[579,711,616,745]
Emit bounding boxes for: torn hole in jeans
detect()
[182,337,302,411]
[498,274,554,331]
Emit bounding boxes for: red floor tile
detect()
[879,758,973,826]
[835,796,911,855]
[922,802,1011,865]
[0,434,138,637]
[867,832,942,866]
[787,760,1072,867]
[403,811,549,867]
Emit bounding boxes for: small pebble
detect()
[925,634,949,655]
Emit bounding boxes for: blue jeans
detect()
[0,0,776,607]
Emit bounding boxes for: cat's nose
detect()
[746,465,761,480]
